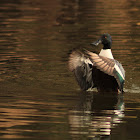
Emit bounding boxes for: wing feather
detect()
[87,51,115,76]
[68,50,94,90]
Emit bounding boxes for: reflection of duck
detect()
[68,92,124,139]
[68,33,125,93]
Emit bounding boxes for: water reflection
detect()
[0,94,68,139]
[0,0,39,80]
[69,92,124,139]
[0,96,37,138]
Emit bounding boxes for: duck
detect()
[68,33,125,93]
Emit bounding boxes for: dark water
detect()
[0,0,140,139]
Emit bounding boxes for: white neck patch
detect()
[99,49,114,59]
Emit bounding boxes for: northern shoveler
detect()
[68,33,125,93]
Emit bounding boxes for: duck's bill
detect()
[90,39,101,46]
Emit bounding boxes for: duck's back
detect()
[92,66,118,92]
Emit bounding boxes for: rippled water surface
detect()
[0,0,140,139]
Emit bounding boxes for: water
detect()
[0,0,140,139]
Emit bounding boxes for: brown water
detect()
[0,0,140,139]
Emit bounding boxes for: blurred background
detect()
[0,0,139,139]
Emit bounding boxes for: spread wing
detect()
[87,51,125,91]
[68,51,94,90]
[87,51,115,76]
